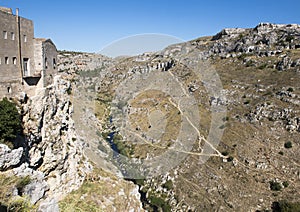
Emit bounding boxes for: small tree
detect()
[0,98,21,146]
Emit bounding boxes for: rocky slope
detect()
[56,23,300,211]
[1,22,299,212]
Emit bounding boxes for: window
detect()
[23,58,29,76]
[0,57,1,65]
[45,58,48,69]
[13,57,17,65]
[5,57,9,64]
[7,87,11,94]
[11,32,15,40]
[24,35,27,42]
[53,58,56,69]
[3,31,7,39]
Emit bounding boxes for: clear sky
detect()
[1,0,300,53]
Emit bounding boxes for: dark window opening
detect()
[13,57,17,65]
[45,58,48,69]
[23,58,29,76]
[24,35,27,42]
[7,87,11,93]
[5,57,9,64]
[53,58,56,69]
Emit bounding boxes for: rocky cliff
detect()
[0,74,143,211]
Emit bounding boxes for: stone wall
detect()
[34,39,43,73]
[0,9,34,82]
[43,39,58,86]
[0,8,58,98]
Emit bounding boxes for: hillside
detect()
[0,22,299,211]
[58,23,300,211]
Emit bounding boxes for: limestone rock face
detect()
[20,75,90,209]
[0,144,23,170]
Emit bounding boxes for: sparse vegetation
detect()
[258,63,268,69]
[0,174,34,211]
[59,167,142,212]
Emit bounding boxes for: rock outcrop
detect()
[0,144,23,170]
[21,75,90,208]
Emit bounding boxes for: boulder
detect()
[0,144,23,170]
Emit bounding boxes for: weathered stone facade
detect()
[0,7,57,97]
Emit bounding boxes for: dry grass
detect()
[0,174,35,211]
[59,167,140,212]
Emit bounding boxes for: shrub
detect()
[282,181,289,188]
[284,141,292,149]
[269,181,282,191]
[221,151,229,156]
[272,200,300,212]
[148,195,171,212]
[285,35,294,42]
[227,156,234,162]
[162,180,173,190]
[0,98,21,147]
[287,87,294,92]
[244,100,250,105]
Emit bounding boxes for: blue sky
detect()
[1,0,300,53]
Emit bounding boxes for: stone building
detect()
[0,7,57,97]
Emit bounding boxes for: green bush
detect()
[0,98,21,147]
[221,151,229,156]
[284,141,292,149]
[269,181,282,191]
[148,195,171,212]
[273,200,300,212]
[162,180,173,190]
[282,181,289,188]
[244,100,251,105]
[227,156,234,162]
